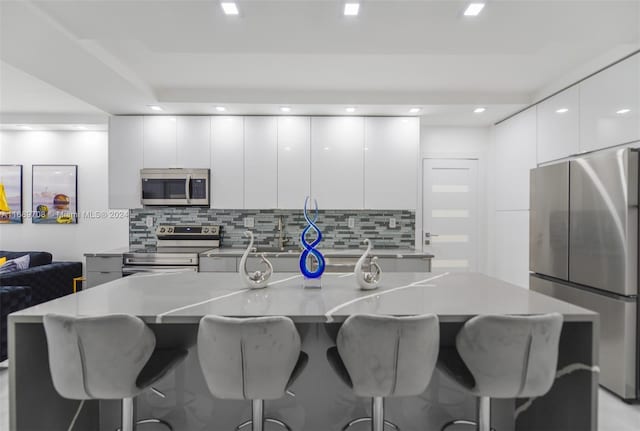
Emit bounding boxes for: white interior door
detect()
[422,159,479,272]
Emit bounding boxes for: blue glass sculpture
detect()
[299,196,325,279]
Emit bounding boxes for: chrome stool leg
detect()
[341,398,400,431]
[440,396,496,431]
[117,390,173,431]
[235,399,294,431]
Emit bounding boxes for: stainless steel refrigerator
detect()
[530,147,639,401]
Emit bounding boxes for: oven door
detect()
[122,266,198,276]
[140,169,209,206]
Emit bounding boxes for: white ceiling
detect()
[0,0,639,126]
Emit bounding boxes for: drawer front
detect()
[200,257,237,272]
[86,271,122,288]
[86,256,123,272]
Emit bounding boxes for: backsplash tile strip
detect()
[130,208,415,249]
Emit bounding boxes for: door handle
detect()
[424,232,439,245]
[185,175,191,202]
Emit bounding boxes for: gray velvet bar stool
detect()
[437,313,563,431]
[43,313,188,431]
[326,313,440,431]
[197,315,308,431]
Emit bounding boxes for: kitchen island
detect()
[9,272,598,431]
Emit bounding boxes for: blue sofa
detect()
[0,251,82,361]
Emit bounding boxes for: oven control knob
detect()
[203,227,209,233]
[168,227,174,233]
[159,227,166,233]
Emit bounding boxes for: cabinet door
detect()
[108,116,143,209]
[278,117,311,209]
[311,117,364,209]
[494,107,537,211]
[211,116,244,208]
[244,117,278,208]
[580,54,640,152]
[364,117,419,209]
[143,116,177,168]
[537,86,579,163]
[177,116,211,168]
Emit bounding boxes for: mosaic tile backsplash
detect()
[130,208,416,249]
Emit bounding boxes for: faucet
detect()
[277,216,290,251]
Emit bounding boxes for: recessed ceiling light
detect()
[148,105,163,112]
[555,108,569,114]
[345,107,356,113]
[16,124,33,130]
[324,147,330,151]
[215,106,226,112]
[409,108,421,114]
[284,146,291,152]
[221,2,239,15]
[72,125,87,130]
[344,3,360,16]
[280,106,291,113]
[616,108,631,115]
[473,107,486,114]
[464,3,485,16]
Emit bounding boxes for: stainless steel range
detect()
[122,224,221,276]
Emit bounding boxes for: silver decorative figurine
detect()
[239,231,273,289]
[354,238,382,290]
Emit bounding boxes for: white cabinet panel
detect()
[364,117,419,209]
[278,117,311,209]
[177,116,211,168]
[494,210,530,289]
[244,117,278,208]
[143,116,177,168]
[108,116,143,209]
[537,86,580,163]
[311,117,364,209]
[494,107,537,211]
[580,54,640,152]
[211,116,244,208]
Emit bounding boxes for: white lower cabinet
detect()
[86,256,123,288]
[199,256,238,272]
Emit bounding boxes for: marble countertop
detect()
[11,272,597,324]
[85,247,434,258]
[200,248,434,258]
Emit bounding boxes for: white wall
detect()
[419,126,491,274]
[0,131,129,261]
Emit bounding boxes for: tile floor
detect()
[1,364,639,430]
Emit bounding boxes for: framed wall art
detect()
[32,165,78,224]
[0,165,23,224]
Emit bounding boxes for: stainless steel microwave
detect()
[140,168,209,206]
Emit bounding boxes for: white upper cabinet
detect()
[211,116,244,209]
[244,117,278,208]
[277,117,311,209]
[364,117,419,209]
[311,117,365,209]
[143,116,177,168]
[580,54,640,153]
[494,107,537,211]
[176,116,211,168]
[109,116,143,209]
[537,86,580,163]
